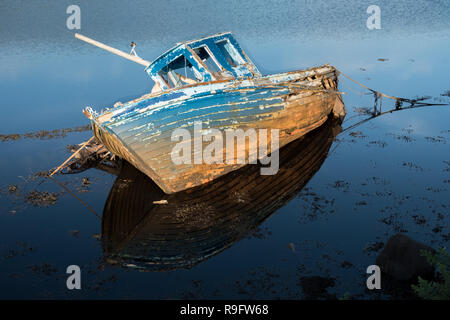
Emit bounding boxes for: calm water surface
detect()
[0,1,449,299]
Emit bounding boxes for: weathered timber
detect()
[62,138,121,176]
[75,33,150,67]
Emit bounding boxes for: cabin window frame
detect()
[215,38,246,67]
[157,70,172,89]
[156,53,205,89]
[192,44,225,74]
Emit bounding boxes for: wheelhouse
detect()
[145,32,261,91]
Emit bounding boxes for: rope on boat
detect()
[328,69,449,155]
[336,69,446,112]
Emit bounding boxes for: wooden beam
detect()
[75,33,150,67]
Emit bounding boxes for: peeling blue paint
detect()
[145,32,260,87]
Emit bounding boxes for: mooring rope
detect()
[337,70,397,100]
[328,69,449,156]
[336,69,447,109]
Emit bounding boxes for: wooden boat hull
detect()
[90,65,345,193]
[102,117,342,270]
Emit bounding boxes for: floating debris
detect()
[62,138,120,175]
[153,199,168,205]
[287,242,296,253]
[71,230,80,237]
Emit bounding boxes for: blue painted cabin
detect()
[145,32,261,91]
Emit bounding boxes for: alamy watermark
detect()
[66,265,81,290]
[171,122,280,175]
[66,5,81,30]
[366,5,381,30]
[366,265,381,290]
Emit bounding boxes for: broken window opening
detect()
[194,45,234,80]
[159,55,201,88]
[193,46,222,73]
[216,39,245,68]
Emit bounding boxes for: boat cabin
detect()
[145,32,261,93]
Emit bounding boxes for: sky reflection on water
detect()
[0,1,449,299]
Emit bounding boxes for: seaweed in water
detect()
[25,190,58,207]
[0,125,91,142]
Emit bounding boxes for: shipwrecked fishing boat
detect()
[76,32,345,193]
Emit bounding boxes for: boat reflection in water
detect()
[101,116,343,271]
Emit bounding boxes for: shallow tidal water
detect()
[0,1,449,299]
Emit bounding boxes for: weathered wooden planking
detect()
[91,65,345,193]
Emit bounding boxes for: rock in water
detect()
[376,234,435,282]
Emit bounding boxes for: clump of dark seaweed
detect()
[0,125,91,142]
[330,180,350,192]
[353,107,373,116]
[349,131,366,138]
[25,190,58,207]
[364,241,384,254]
[28,263,57,276]
[367,140,387,148]
[402,162,424,171]
[425,136,446,144]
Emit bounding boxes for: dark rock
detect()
[376,234,435,282]
[299,276,336,300]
